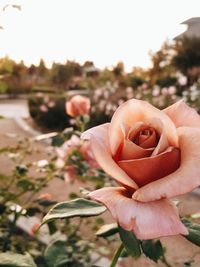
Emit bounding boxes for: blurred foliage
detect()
[0,125,110,266]
[173,37,200,82]
[28,94,71,130]
[0,37,199,99]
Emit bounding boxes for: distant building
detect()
[174,17,200,40]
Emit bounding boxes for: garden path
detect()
[0,99,29,118]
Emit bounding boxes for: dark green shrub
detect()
[28,94,71,130]
[156,76,177,87]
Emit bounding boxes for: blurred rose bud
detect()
[141,83,148,91]
[178,76,187,86]
[40,105,48,112]
[168,86,176,95]
[44,95,50,104]
[80,141,99,168]
[48,101,56,108]
[38,193,52,200]
[152,86,160,97]
[64,166,77,183]
[30,223,40,235]
[161,87,168,96]
[66,95,90,117]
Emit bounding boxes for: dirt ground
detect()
[1,118,200,267]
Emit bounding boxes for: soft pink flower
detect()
[141,83,148,91]
[36,93,43,98]
[161,87,168,96]
[56,135,98,181]
[81,98,200,240]
[168,86,176,95]
[40,105,48,112]
[56,135,81,169]
[64,166,77,183]
[178,76,187,86]
[44,95,50,104]
[66,95,90,117]
[48,101,56,108]
[152,87,160,96]
[80,141,99,168]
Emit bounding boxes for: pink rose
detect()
[40,104,48,112]
[56,135,98,182]
[80,141,99,168]
[66,95,90,117]
[56,135,84,167]
[82,99,200,240]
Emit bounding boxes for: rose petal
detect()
[119,140,153,160]
[81,124,138,190]
[89,187,188,240]
[164,100,200,128]
[133,127,200,202]
[118,147,180,187]
[152,132,169,156]
[109,99,178,155]
[138,129,157,148]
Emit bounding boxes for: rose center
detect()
[131,127,159,149]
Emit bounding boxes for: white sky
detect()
[0,0,199,70]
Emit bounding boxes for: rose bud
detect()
[66,95,90,117]
[29,223,40,235]
[38,193,52,201]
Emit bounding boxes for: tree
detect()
[172,37,200,82]
[148,41,176,85]
[38,59,47,76]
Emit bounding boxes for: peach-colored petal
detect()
[137,129,157,148]
[119,140,153,160]
[124,120,169,157]
[164,100,200,128]
[133,127,200,202]
[120,131,168,160]
[118,147,180,187]
[81,124,138,190]
[152,132,169,156]
[89,187,188,240]
[109,99,178,155]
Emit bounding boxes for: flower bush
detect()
[3,89,200,267]
[28,93,71,130]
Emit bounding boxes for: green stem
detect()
[109,243,124,267]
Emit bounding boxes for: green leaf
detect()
[51,135,65,147]
[44,241,69,267]
[16,165,28,176]
[16,179,35,191]
[118,226,141,259]
[182,218,200,246]
[42,198,107,225]
[26,207,41,216]
[47,221,57,235]
[141,240,164,262]
[0,252,36,267]
[0,203,6,214]
[96,223,118,237]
